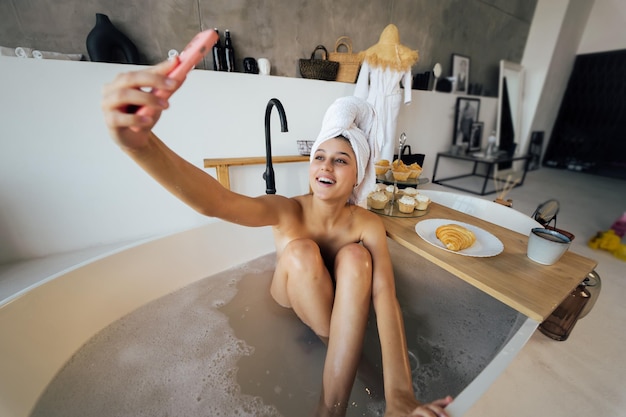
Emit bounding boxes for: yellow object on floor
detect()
[613,244,626,261]
[588,229,626,261]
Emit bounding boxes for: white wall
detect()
[518,0,569,158]
[0,57,495,264]
[578,0,626,54]
[519,0,594,159]
[519,0,626,159]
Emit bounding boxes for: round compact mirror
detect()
[433,63,442,78]
[532,199,560,227]
[432,63,442,91]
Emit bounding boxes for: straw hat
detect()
[359,24,418,71]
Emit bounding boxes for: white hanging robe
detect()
[354,60,412,162]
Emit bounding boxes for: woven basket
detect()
[299,45,339,81]
[297,140,315,156]
[329,36,362,83]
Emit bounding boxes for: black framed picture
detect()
[451,54,470,93]
[470,121,484,152]
[453,97,480,146]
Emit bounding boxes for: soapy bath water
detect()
[32,254,286,417]
[32,242,521,416]
[31,254,383,417]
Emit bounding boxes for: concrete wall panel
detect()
[1,0,535,96]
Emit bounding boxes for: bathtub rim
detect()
[0,237,155,309]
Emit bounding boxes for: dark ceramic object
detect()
[86,13,140,64]
[243,57,258,74]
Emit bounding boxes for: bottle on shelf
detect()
[224,29,235,72]
[212,28,225,71]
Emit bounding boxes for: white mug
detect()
[527,228,571,265]
[258,58,271,76]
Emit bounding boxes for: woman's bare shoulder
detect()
[355,206,390,258]
[352,205,386,233]
[269,193,309,219]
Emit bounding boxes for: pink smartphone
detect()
[134,29,218,118]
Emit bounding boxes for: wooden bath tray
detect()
[379,202,598,322]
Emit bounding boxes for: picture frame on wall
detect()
[453,97,481,147]
[470,122,484,152]
[451,54,470,93]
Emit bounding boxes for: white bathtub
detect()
[0,192,540,417]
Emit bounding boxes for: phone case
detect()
[134,29,218,119]
[164,29,219,84]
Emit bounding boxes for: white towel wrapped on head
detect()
[310,96,381,205]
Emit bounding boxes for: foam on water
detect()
[31,255,283,417]
[31,240,523,416]
[31,254,381,416]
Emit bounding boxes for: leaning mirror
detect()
[496,60,524,157]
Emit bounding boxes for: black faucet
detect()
[264,98,288,194]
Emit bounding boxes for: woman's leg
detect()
[271,238,334,338]
[319,243,373,416]
[271,240,373,416]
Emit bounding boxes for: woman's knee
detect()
[334,244,373,293]
[274,239,334,337]
[335,243,372,274]
[282,238,324,271]
[276,239,331,295]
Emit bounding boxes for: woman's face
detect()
[309,137,358,201]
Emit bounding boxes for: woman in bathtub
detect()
[102,60,451,417]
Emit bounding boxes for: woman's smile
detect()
[316,174,336,185]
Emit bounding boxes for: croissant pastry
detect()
[436,224,476,251]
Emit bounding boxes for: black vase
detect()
[86,13,140,64]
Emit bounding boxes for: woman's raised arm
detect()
[101,61,293,227]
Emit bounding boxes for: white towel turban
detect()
[310,96,381,205]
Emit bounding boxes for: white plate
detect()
[415,218,504,257]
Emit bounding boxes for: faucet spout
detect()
[264,98,288,194]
